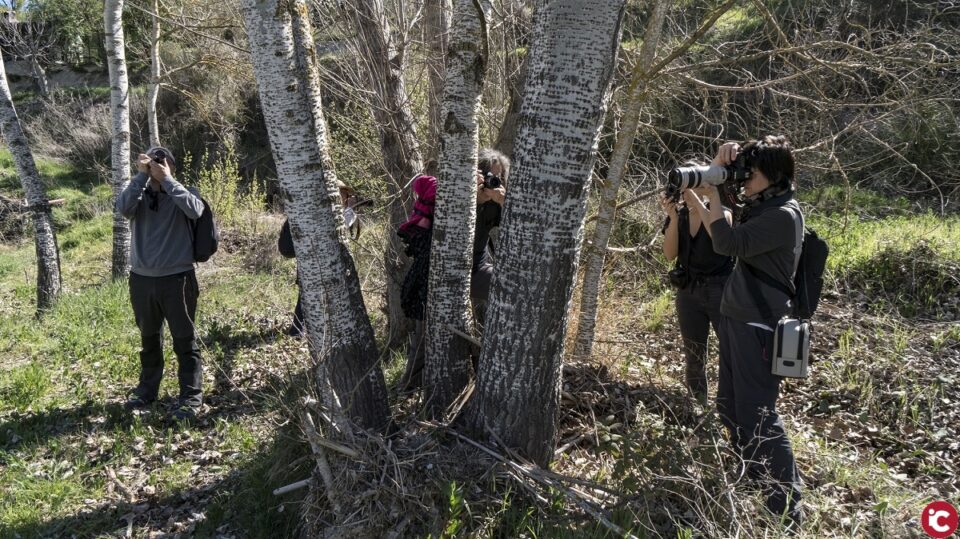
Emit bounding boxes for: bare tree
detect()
[571,1,672,360]
[240,0,390,432]
[340,0,424,350]
[467,0,626,467]
[0,17,52,97]
[423,0,451,161]
[0,48,60,311]
[423,0,488,415]
[146,0,161,148]
[104,0,131,279]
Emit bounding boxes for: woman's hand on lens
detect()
[660,196,678,216]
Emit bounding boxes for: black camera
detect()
[151,149,168,165]
[667,266,690,289]
[665,150,754,202]
[482,172,502,190]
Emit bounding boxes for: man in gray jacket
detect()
[686,136,804,528]
[116,147,205,421]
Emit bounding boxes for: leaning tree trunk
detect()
[146,0,161,148]
[0,50,60,311]
[423,0,488,415]
[468,0,626,467]
[572,0,670,361]
[423,0,451,162]
[104,0,131,279]
[240,0,390,432]
[344,0,424,351]
[28,54,50,98]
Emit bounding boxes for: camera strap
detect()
[677,207,692,274]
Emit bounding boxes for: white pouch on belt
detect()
[772,318,810,378]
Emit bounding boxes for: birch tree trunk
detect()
[104,0,131,279]
[240,0,390,432]
[572,0,670,361]
[424,0,451,162]
[468,0,626,467]
[0,50,60,311]
[146,0,161,148]
[423,0,488,415]
[344,0,424,350]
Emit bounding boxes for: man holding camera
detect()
[116,147,205,422]
[686,136,804,527]
[471,148,508,330]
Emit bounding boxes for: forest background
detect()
[0,0,958,537]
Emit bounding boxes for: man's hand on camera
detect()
[712,142,741,166]
[148,159,171,182]
[136,153,152,173]
[476,170,506,205]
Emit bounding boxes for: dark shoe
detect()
[285,325,304,338]
[124,394,155,410]
[171,403,199,422]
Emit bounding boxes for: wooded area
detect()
[0,0,958,537]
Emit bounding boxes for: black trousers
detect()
[400,263,492,390]
[717,315,802,522]
[129,270,203,407]
[675,277,725,402]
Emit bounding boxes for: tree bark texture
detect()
[147,0,161,149]
[423,0,488,415]
[240,0,390,432]
[344,0,424,350]
[469,0,626,467]
[28,54,50,98]
[0,50,61,311]
[424,0,451,162]
[104,0,131,279]
[572,0,670,361]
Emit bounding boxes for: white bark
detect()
[0,49,60,311]
[344,0,424,350]
[469,0,626,467]
[572,0,670,361]
[423,0,488,414]
[105,0,131,279]
[147,0,161,148]
[240,0,390,432]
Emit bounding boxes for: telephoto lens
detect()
[152,149,167,164]
[483,172,502,189]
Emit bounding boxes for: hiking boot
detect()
[124,394,155,410]
[170,403,199,422]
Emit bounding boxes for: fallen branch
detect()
[416,420,639,539]
[446,324,481,347]
[106,466,136,503]
[273,478,312,496]
[302,410,343,513]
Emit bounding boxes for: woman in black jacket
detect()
[661,188,733,405]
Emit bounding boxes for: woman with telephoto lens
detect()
[686,135,804,529]
[660,177,733,406]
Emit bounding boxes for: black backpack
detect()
[191,195,220,262]
[747,215,829,320]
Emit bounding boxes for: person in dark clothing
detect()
[686,136,804,528]
[660,189,733,405]
[116,147,205,422]
[470,148,509,331]
[396,173,437,390]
